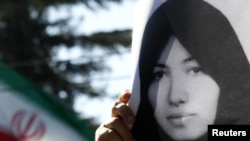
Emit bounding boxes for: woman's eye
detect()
[187,66,202,74]
[153,71,168,79]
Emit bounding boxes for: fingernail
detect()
[123,93,131,100]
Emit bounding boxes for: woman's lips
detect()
[167,113,196,126]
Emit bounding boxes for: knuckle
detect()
[111,106,119,117]
[95,125,113,141]
[104,117,123,129]
[96,127,121,141]
[108,117,121,126]
[112,103,126,117]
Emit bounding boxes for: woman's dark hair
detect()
[131,0,250,140]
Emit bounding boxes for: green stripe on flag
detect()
[0,62,95,141]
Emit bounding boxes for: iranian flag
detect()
[0,62,94,141]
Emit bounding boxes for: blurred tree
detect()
[0,0,132,109]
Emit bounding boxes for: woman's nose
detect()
[168,75,188,107]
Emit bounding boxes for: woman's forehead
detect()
[158,37,192,65]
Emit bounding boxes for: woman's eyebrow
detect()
[154,63,167,68]
[182,57,195,64]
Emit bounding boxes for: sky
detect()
[47,0,137,124]
[64,0,137,124]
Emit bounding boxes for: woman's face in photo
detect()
[148,36,220,140]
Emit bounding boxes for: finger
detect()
[95,124,123,141]
[113,90,131,107]
[118,90,131,104]
[112,103,135,125]
[104,117,134,141]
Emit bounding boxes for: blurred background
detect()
[0,0,136,129]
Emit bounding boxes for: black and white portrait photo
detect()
[129,0,250,140]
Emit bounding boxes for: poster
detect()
[128,0,250,140]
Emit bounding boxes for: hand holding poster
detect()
[128,0,250,140]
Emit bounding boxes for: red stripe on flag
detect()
[0,131,18,141]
